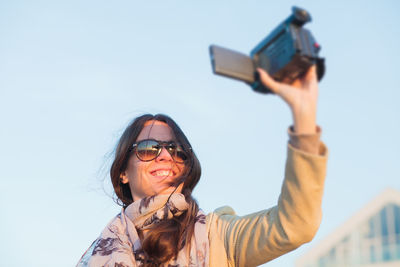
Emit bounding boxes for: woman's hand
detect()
[257,65,319,134]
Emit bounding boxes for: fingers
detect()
[304,65,317,83]
[288,65,318,91]
[303,65,318,93]
[257,65,318,99]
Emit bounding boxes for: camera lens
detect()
[292,6,311,25]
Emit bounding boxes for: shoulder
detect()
[206,205,261,237]
[206,206,236,227]
[208,206,236,217]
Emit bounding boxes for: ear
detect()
[120,172,129,184]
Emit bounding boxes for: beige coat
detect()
[206,143,328,267]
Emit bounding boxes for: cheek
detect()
[126,158,146,183]
[130,161,146,180]
[177,163,186,175]
[128,161,150,191]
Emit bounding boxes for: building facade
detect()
[296,188,400,267]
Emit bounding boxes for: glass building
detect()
[296,188,400,267]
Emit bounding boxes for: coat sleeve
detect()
[207,142,328,267]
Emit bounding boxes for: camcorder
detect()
[209,6,325,94]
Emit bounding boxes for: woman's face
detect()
[120,120,185,201]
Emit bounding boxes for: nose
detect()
[155,147,173,162]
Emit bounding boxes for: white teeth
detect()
[154,170,172,176]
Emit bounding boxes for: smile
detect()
[150,169,175,177]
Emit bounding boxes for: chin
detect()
[156,187,181,196]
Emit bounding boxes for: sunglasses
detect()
[132,139,189,163]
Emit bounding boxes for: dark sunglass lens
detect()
[136,140,159,161]
[165,143,185,163]
[173,147,188,162]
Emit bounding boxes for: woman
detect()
[77,66,328,267]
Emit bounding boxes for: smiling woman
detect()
[79,114,203,267]
[110,115,201,209]
[77,67,328,267]
[120,120,190,200]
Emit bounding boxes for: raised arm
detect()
[206,66,328,266]
[207,137,327,266]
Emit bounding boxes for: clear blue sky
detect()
[1,1,399,266]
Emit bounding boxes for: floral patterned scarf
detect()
[77,193,209,267]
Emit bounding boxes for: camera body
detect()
[209,7,325,93]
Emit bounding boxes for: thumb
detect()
[256,68,294,106]
[256,68,280,94]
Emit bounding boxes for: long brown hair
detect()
[110,114,201,266]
